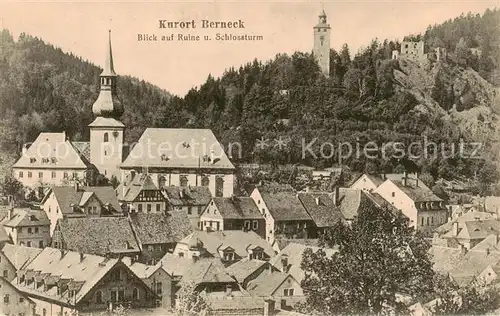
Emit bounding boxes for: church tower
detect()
[313,9,331,76]
[89,30,125,180]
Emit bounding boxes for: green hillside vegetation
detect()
[0,8,498,193]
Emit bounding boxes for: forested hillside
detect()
[0,8,498,191]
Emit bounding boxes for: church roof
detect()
[101,30,116,77]
[121,128,234,170]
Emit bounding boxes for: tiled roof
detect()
[260,191,311,221]
[71,142,90,162]
[449,250,500,286]
[428,246,465,274]
[13,132,89,169]
[392,179,442,202]
[207,296,264,311]
[212,197,263,220]
[163,186,212,206]
[159,253,192,277]
[129,212,192,246]
[1,208,50,228]
[274,239,319,252]
[1,244,43,270]
[181,258,234,285]
[337,188,372,220]
[270,243,337,282]
[0,224,9,243]
[364,191,406,218]
[225,258,269,284]
[436,212,494,236]
[0,277,34,305]
[46,186,122,215]
[456,220,500,240]
[116,174,161,202]
[246,271,290,297]
[15,247,121,304]
[297,192,344,227]
[121,128,234,169]
[179,231,276,259]
[57,217,140,256]
[122,257,164,279]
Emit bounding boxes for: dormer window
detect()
[182,142,190,148]
[30,158,36,163]
[51,157,57,164]
[202,154,211,163]
[160,154,168,161]
[223,250,235,262]
[42,158,50,164]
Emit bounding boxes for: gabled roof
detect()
[181,258,234,285]
[297,192,344,227]
[179,231,275,259]
[116,174,161,202]
[71,142,90,162]
[163,186,212,206]
[448,250,500,286]
[246,271,293,297]
[225,258,269,284]
[210,197,263,220]
[121,128,234,169]
[13,133,90,169]
[455,220,500,240]
[428,246,465,274]
[122,257,166,279]
[159,253,192,277]
[270,243,337,282]
[0,224,9,243]
[56,217,140,256]
[337,188,372,220]
[14,247,148,305]
[129,212,192,246]
[88,117,125,128]
[259,191,311,221]
[364,191,406,218]
[436,212,494,236]
[391,179,442,203]
[43,186,121,215]
[1,208,50,228]
[1,244,43,270]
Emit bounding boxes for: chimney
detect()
[60,249,65,260]
[8,207,13,220]
[315,197,320,206]
[382,172,386,180]
[210,150,215,164]
[79,252,84,262]
[74,181,80,192]
[22,144,28,156]
[487,247,491,255]
[264,298,275,316]
[333,187,340,206]
[281,256,289,272]
[192,255,199,263]
[460,244,467,255]
[403,171,408,187]
[452,222,459,237]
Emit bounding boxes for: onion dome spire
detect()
[91,30,123,118]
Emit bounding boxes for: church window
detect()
[180,175,188,187]
[28,172,32,178]
[201,176,210,187]
[52,171,56,178]
[39,172,43,179]
[104,133,109,143]
[158,176,166,188]
[215,176,224,197]
[147,204,152,213]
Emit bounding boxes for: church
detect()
[12,31,235,198]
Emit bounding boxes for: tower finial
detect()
[102,29,116,76]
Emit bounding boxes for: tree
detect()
[175,281,210,316]
[1,175,24,200]
[301,204,435,315]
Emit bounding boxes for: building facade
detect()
[1,208,50,248]
[0,276,36,316]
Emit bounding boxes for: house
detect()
[122,257,173,307]
[296,190,344,237]
[440,219,500,250]
[206,296,308,316]
[179,258,242,299]
[245,271,305,308]
[116,173,167,214]
[0,276,36,316]
[163,186,212,229]
[1,208,50,248]
[173,230,275,265]
[13,247,157,315]
[128,212,192,264]
[485,196,500,216]
[225,258,278,289]
[270,243,337,283]
[12,132,95,198]
[434,211,494,238]
[251,186,313,245]
[120,128,235,198]
[199,196,265,238]
[374,173,448,236]
[350,173,418,192]
[41,184,122,236]
[0,244,42,282]
[51,216,141,258]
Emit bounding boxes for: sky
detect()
[1,0,498,96]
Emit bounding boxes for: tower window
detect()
[104,133,109,143]
[320,36,325,46]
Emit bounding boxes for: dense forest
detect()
[0,8,499,190]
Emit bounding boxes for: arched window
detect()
[179,175,188,187]
[201,176,210,187]
[158,176,166,188]
[103,133,109,143]
[132,288,139,300]
[215,176,224,197]
[96,290,102,303]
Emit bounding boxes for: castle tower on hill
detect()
[313,9,331,77]
[89,30,125,180]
